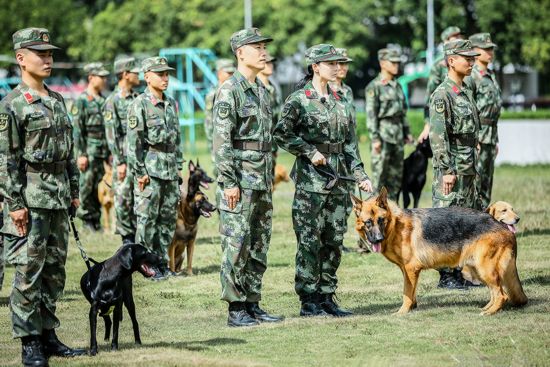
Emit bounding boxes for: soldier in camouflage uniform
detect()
[103,58,141,245]
[204,58,235,168]
[0,28,85,366]
[127,57,183,279]
[429,39,482,289]
[365,48,413,201]
[72,62,110,231]
[274,44,372,317]
[418,26,465,143]
[0,197,4,292]
[465,33,501,209]
[213,28,283,327]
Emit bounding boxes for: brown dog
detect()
[486,201,520,234]
[273,164,290,191]
[352,188,528,315]
[98,162,115,233]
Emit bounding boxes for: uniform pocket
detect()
[25,118,51,153]
[146,117,165,144]
[6,236,29,265]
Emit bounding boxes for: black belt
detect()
[26,161,66,174]
[379,116,404,124]
[480,118,497,126]
[233,140,272,152]
[149,143,176,153]
[87,131,105,139]
[449,134,477,147]
[315,143,343,154]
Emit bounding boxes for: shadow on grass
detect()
[523,274,550,286]
[180,261,290,276]
[519,228,550,237]
[0,296,9,306]
[113,337,246,352]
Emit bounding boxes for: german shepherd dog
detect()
[352,188,528,315]
[399,138,433,208]
[168,160,216,275]
[98,161,115,232]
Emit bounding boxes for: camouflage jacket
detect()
[212,70,273,190]
[429,77,480,176]
[204,88,216,143]
[330,81,356,125]
[424,54,448,120]
[365,74,410,145]
[0,83,79,217]
[103,86,139,167]
[264,79,283,152]
[72,91,109,159]
[465,64,502,145]
[274,81,368,194]
[126,88,183,181]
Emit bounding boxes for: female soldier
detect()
[274,44,372,317]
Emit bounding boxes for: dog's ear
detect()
[117,245,134,270]
[189,160,196,173]
[350,194,362,215]
[376,187,388,210]
[485,203,495,217]
[196,158,200,167]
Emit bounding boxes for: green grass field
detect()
[1,140,549,367]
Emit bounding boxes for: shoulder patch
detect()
[434,99,445,114]
[367,89,375,98]
[217,101,231,119]
[128,116,138,129]
[71,105,78,115]
[104,110,113,121]
[0,113,9,131]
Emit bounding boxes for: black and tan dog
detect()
[80,244,163,355]
[168,160,216,275]
[352,188,528,315]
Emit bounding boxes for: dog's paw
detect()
[90,348,98,356]
[135,339,142,345]
[110,343,119,351]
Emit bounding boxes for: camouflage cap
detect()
[444,39,480,57]
[305,44,346,66]
[84,62,110,76]
[378,48,402,62]
[469,33,497,49]
[335,48,353,62]
[12,27,60,51]
[215,58,236,73]
[114,57,141,74]
[141,57,175,73]
[441,26,463,42]
[230,28,273,53]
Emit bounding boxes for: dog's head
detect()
[486,201,520,233]
[190,191,216,218]
[116,244,163,278]
[417,138,433,158]
[188,159,214,192]
[351,187,392,253]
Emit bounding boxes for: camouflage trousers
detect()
[477,143,497,209]
[218,188,272,303]
[293,190,346,297]
[4,209,68,338]
[114,170,136,237]
[134,177,178,264]
[77,156,105,223]
[0,214,4,292]
[371,140,403,200]
[432,170,480,209]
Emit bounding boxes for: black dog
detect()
[80,244,162,355]
[400,138,433,208]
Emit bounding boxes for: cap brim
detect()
[91,71,110,77]
[455,50,481,57]
[321,55,347,62]
[388,57,401,62]
[246,35,273,45]
[476,43,497,49]
[129,67,141,73]
[26,44,61,51]
[147,66,175,72]
[221,67,236,73]
[339,57,353,63]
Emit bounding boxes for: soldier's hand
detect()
[71,198,80,209]
[138,175,150,192]
[9,208,29,237]
[496,144,499,156]
[405,134,414,144]
[442,174,457,195]
[77,156,88,172]
[372,140,382,154]
[359,179,373,192]
[417,124,430,143]
[224,186,240,210]
[117,164,127,182]
[311,151,327,166]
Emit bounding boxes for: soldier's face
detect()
[337,62,349,79]
[217,70,233,85]
[261,62,274,77]
[314,61,339,82]
[145,71,169,90]
[476,48,494,64]
[16,49,53,78]
[89,75,108,91]
[125,71,140,87]
[380,60,399,76]
[450,55,475,76]
[237,42,267,71]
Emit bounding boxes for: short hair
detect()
[116,72,124,81]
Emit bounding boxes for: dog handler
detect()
[274,44,372,317]
[0,27,86,366]
[213,28,283,327]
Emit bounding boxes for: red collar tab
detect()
[305,89,314,99]
[479,69,486,76]
[23,92,34,104]
[381,79,388,85]
[452,85,460,94]
[87,94,94,102]
[331,89,340,100]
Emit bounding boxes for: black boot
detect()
[245,302,284,323]
[83,220,100,232]
[21,335,47,367]
[299,294,329,317]
[41,329,87,358]
[320,293,353,317]
[437,268,468,290]
[121,234,135,246]
[227,302,259,327]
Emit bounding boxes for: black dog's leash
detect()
[68,207,93,271]
[312,164,366,200]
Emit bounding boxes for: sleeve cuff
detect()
[6,198,25,212]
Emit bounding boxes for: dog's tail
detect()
[502,242,528,307]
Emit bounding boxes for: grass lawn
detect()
[1,140,549,366]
